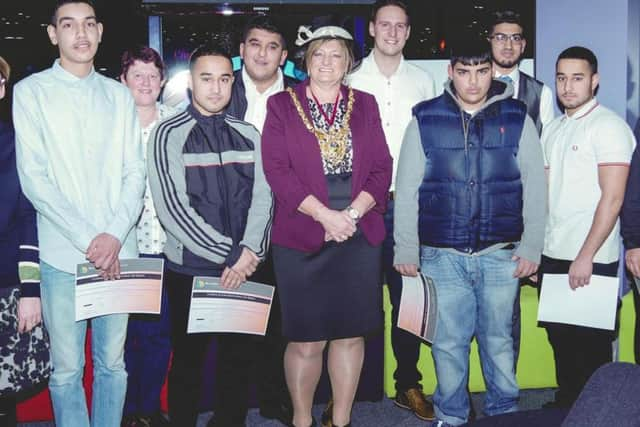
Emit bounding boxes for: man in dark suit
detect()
[227,16,296,426]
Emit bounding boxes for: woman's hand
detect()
[17,297,42,333]
[315,207,356,243]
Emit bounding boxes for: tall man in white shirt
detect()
[12,1,145,426]
[541,46,635,408]
[488,10,554,135]
[226,16,294,426]
[349,0,436,421]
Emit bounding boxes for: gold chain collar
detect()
[287,86,355,166]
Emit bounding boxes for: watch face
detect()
[348,207,359,220]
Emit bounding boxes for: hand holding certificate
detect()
[537,273,619,330]
[187,277,274,335]
[397,273,438,343]
[75,258,164,321]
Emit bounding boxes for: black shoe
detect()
[259,400,294,426]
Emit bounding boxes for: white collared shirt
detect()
[13,60,146,273]
[495,67,555,130]
[348,52,436,190]
[242,67,284,133]
[137,103,177,255]
[542,97,636,263]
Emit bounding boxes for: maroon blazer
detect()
[262,79,392,253]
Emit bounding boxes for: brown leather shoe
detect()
[393,388,435,421]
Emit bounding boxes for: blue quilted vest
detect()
[413,83,527,252]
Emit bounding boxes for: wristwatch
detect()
[346,206,361,223]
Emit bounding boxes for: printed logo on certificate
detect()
[186,277,275,335]
[398,273,438,343]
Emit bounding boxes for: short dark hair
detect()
[121,46,165,80]
[449,37,492,67]
[189,42,232,71]
[556,46,598,74]
[51,0,97,26]
[370,0,410,26]
[241,15,287,50]
[489,10,524,35]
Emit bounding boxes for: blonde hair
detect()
[0,56,10,81]
[303,38,354,78]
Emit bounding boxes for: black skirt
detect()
[272,173,383,342]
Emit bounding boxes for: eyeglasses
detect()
[489,33,524,44]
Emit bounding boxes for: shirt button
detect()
[386,122,390,127]
[387,102,391,106]
[469,181,475,186]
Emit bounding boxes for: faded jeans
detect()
[420,246,519,426]
[40,262,128,427]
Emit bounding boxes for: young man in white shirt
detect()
[226,16,295,426]
[348,0,436,421]
[12,1,145,426]
[488,10,554,135]
[541,46,635,408]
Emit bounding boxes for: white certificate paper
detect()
[186,277,274,335]
[75,258,164,321]
[537,273,619,330]
[398,273,438,343]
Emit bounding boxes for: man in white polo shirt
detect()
[541,46,635,408]
[348,0,436,421]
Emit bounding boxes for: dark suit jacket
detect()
[262,79,392,253]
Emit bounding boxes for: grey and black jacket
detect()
[147,104,273,276]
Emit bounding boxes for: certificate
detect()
[537,273,619,330]
[397,273,438,343]
[186,277,274,335]
[75,258,164,321]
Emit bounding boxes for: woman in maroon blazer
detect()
[261,25,392,427]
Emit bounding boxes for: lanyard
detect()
[310,89,340,128]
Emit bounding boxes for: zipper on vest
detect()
[460,111,470,153]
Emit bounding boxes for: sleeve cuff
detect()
[393,246,420,267]
[225,244,243,268]
[514,243,541,265]
[21,281,40,298]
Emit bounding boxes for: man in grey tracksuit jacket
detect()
[147,46,272,427]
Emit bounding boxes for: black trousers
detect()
[539,255,619,407]
[166,257,288,427]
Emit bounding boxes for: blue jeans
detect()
[420,246,519,426]
[40,262,128,427]
[383,199,423,392]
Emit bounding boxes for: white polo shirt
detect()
[348,51,435,190]
[542,97,636,263]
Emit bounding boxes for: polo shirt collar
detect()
[565,97,599,120]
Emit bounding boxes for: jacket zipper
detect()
[201,126,233,243]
